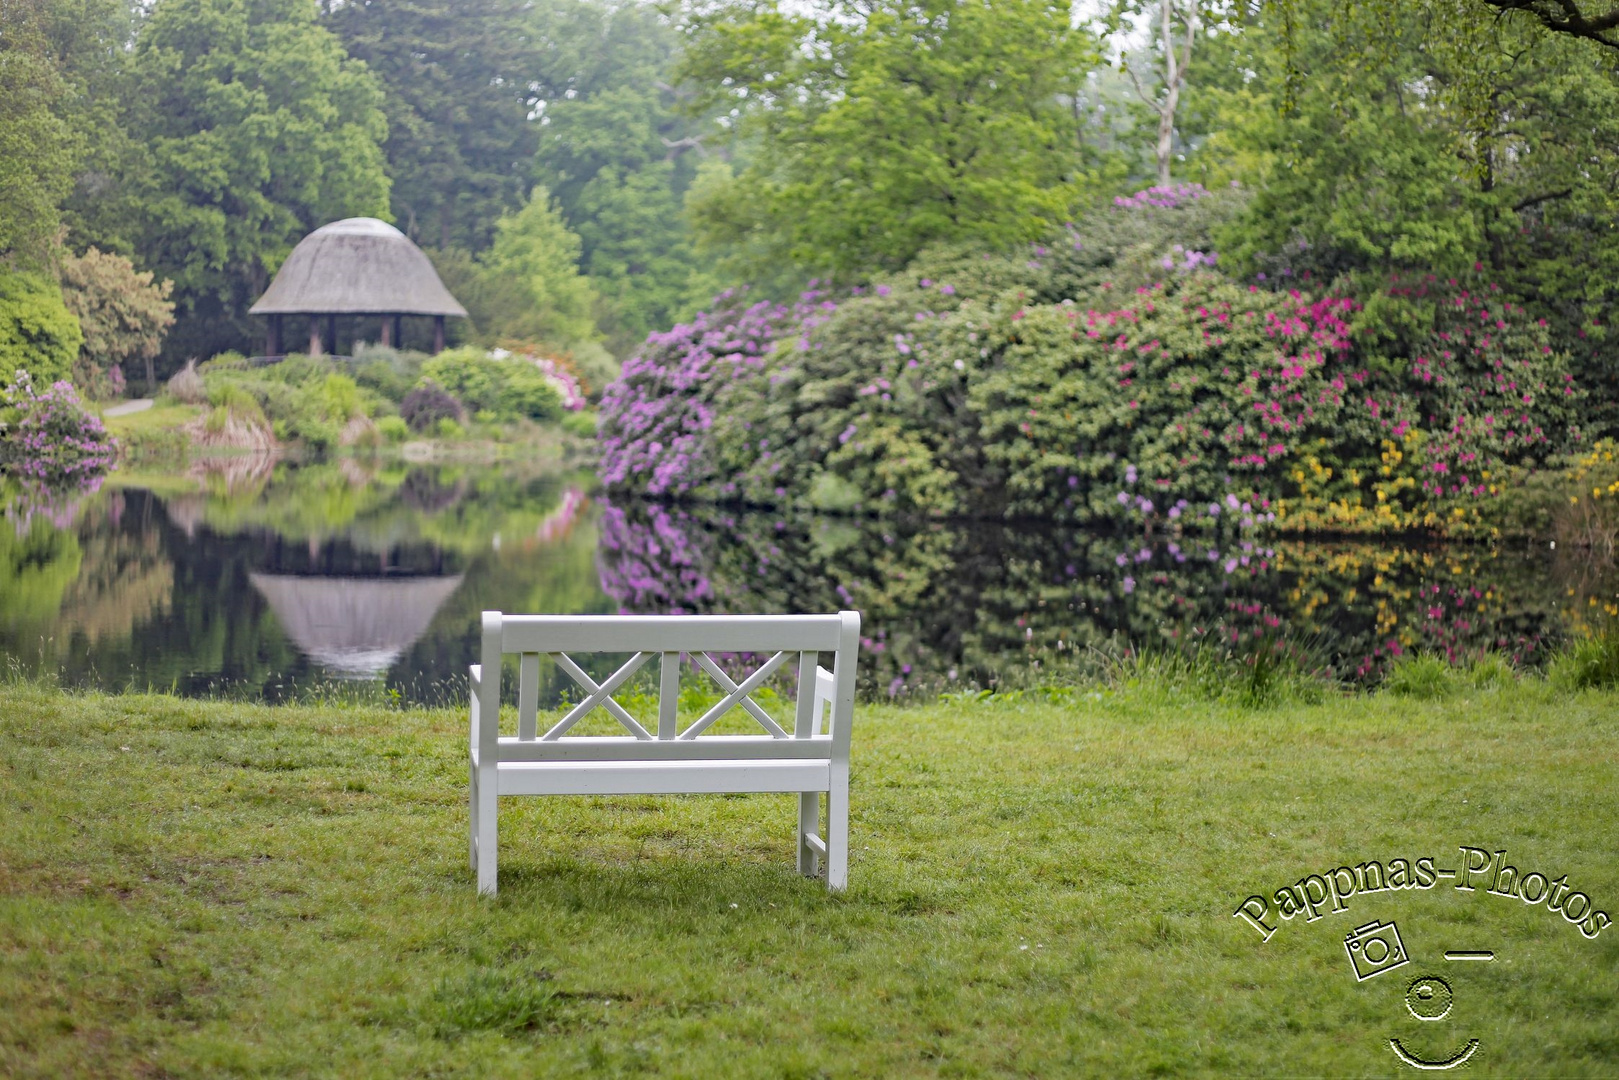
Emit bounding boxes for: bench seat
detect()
[468,611,860,895]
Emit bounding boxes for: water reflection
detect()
[248,572,464,677]
[596,501,1608,696]
[0,462,1609,704]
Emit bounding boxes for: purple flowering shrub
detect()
[599,184,1579,535]
[705,280,991,515]
[597,290,797,499]
[0,370,119,487]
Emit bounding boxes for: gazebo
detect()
[249,217,467,356]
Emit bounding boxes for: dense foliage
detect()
[678,0,1100,280]
[0,270,83,386]
[58,246,175,396]
[602,188,1581,536]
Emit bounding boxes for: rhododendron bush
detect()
[0,370,119,487]
[598,186,1581,535]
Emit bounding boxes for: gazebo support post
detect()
[309,318,323,357]
[433,315,446,355]
[379,313,393,348]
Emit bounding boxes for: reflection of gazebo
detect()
[249,572,463,677]
[248,218,467,357]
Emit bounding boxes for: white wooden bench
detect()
[468,610,860,896]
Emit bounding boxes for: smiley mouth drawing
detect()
[1388,974,1480,1071]
[1388,1037,1480,1071]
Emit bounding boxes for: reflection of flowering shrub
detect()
[0,371,119,486]
[596,501,715,611]
[593,502,1587,694]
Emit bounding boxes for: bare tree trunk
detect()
[1158,0,1178,185]
[1129,1,1197,186]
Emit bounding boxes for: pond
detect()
[2,456,1611,705]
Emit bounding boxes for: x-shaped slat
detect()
[543,651,654,740]
[681,651,791,740]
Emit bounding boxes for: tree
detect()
[441,188,600,350]
[323,0,543,253]
[0,270,83,386]
[675,0,1099,280]
[37,0,144,257]
[125,0,390,363]
[532,3,720,353]
[1203,0,1619,434]
[0,0,77,266]
[58,246,176,394]
[1112,1,1205,185]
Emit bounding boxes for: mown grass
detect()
[1,679,1616,1077]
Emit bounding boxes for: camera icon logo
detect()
[1344,919,1410,981]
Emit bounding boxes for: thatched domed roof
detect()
[248,218,467,317]
[249,572,464,677]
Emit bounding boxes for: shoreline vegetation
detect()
[2,678,1615,1076]
[8,620,1617,709]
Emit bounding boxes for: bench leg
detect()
[826,761,849,891]
[468,760,478,872]
[475,767,498,896]
[797,791,820,877]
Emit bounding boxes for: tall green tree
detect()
[533,2,717,352]
[38,0,143,257]
[0,0,77,266]
[436,187,600,350]
[126,0,390,363]
[323,0,542,253]
[675,0,1101,281]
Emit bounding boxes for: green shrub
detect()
[561,409,597,438]
[352,343,424,402]
[436,417,465,439]
[498,361,564,421]
[0,270,82,386]
[421,348,501,413]
[376,415,409,443]
[420,347,563,421]
[322,373,364,421]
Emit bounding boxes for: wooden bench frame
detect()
[469,610,860,896]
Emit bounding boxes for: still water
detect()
[1,456,1609,704]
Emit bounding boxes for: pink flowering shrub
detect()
[0,370,119,486]
[599,188,1581,535]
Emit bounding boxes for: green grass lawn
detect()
[1,682,1616,1077]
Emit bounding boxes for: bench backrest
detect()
[472,611,860,763]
